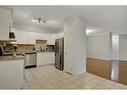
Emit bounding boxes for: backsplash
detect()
[4,44,35,52]
[35,44,46,51]
[4,44,55,53]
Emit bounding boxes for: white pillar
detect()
[64,15,86,75]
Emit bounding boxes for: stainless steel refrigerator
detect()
[55,37,64,70]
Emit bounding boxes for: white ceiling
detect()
[6,6,127,34]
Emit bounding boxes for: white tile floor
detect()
[22,64,127,89]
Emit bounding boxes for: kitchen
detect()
[0,7,65,89]
[1,6,127,90]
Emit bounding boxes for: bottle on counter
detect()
[13,52,16,57]
[13,45,17,57]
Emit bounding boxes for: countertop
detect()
[22,50,55,54]
[36,50,55,53]
[0,55,24,61]
[3,50,55,56]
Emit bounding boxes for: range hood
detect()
[36,40,47,44]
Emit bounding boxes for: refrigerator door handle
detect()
[60,54,62,69]
[60,54,61,64]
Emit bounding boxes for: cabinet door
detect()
[50,52,55,64]
[37,53,45,66]
[64,32,73,74]
[44,52,54,64]
[51,52,55,64]
[44,53,50,64]
[0,59,24,89]
[0,8,10,40]
[37,52,55,66]
[49,53,53,64]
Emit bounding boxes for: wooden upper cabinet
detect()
[0,8,12,40]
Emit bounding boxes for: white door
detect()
[64,32,73,74]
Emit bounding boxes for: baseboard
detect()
[37,63,54,67]
[25,65,36,69]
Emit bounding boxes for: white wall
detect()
[119,34,127,61]
[13,28,53,44]
[14,23,57,33]
[87,32,112,60]
[87,32,127,61]
[50,30,64,45]
[72,16,86,74]
[55,32,64,39]
[51,32,64,40]
[13,28,64,45]
[64,15,86,75]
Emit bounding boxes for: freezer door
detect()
[55,51,60,69]
[55,50,63,70]
[55,38,63,49]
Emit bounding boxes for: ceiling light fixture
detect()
[32,18,46,24]
[86,29,98,35]
[86,29,94,35]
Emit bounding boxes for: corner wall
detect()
[86,32,112,79]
